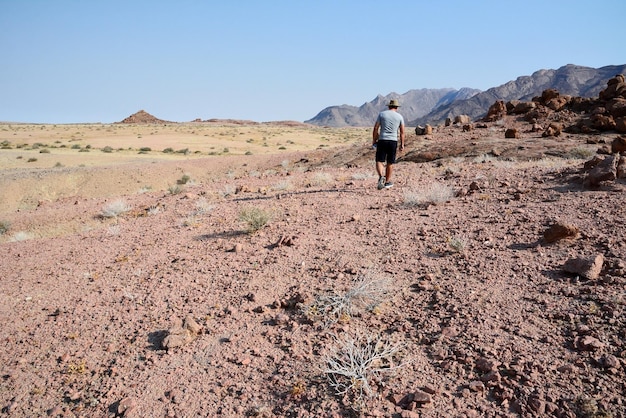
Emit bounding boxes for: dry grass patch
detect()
[404,181,455,207]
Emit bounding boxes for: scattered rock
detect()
[543,222,579,243]
[596,354,620,369]
[468,381,485,392]
[162,316,203,350]
[611,135,626,153]
[505,128,519,139]
[563,254,604,280]
[117,397,138,416]
[575,335,604,351]
[584,155,618,187]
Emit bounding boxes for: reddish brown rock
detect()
[505,128,519,138]
[563,254,604,280]
[543,222,579,243]
[584,155,618,186]
[611,136,626,153]
[162,316,203,350]
[542,122,562,137]
[575,335,604,351]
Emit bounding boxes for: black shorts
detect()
[375,140,398,164]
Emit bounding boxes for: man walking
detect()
[372,99,405,189]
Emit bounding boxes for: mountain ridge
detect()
[305,64,626,127]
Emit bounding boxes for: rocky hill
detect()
[414,64,626,126]
[305,88,480,127]
[305,64,626,128]
[116,110,170,124]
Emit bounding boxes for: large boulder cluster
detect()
[483,74,626,135]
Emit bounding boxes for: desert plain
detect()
[0,118,625,418]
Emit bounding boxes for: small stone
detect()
[597,354,620,369]
[476,357,497,373]
[273,313,290,325]
[469,381,485,392]
[412,390,432,404]
[528,396,546,414]
[557,363,575,373]
[47,406,63,416]
[421,385,438,395]
[183,315,202,335]
[544,222,579,243]
[233,243,244,253]
[563,254,604,280]
[117,397,137,415]
[576,335,604,351]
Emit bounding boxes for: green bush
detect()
[238,207,271,233]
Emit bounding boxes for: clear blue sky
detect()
[1,0,624,123]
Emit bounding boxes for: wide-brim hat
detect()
[388,99,400,107]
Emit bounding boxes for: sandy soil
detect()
[0,118,625,418]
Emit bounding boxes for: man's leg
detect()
[385,163,393,182]
[376,161,385,177]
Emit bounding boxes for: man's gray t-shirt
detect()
[376,110,404,141]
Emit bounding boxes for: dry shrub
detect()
[404,181,454,207]
[304,273,391,326]
[100,199,131,218]
[323,329,405,406]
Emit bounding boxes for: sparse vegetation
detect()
[177,174,191,185]
[323,329,405,405]
[567,146,595,160]
[448,235,468,253]
[0,220,10,235]
[168,184,184,195]
[8,231,33,242]
[304,273,391,326]
[100,199,131,218]
[238,206,271,233]
[404,181,454,206]
[310,172,333,186]
[102,146,114,153]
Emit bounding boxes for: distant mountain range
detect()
[305,64,626,127]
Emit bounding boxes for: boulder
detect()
[454,115,471,124]
[599,74,626,100]
[540,89,560,103]
[606,98,626,118]
[611,136,626,153]
[545,96,570,111]
[511,101,536,114]
[415,124,433,135]
[505,128,519,139]
[617,155,626,179]
[616,117,626,134]
[584,155,618,186]
[542,123,562,137]
[483,100,506,121]
[591,114,616,131]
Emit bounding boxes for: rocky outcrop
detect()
[117,110,170,124]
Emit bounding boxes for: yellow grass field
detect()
[0,122,370,215]
[0,122,369,169]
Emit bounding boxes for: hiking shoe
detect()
[384,182,394,189]
[377,176,386,190]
